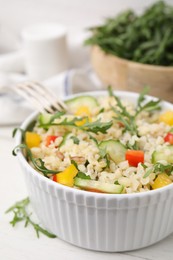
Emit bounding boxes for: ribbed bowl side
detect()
[21,161,173,252]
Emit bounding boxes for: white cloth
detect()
[0,69,103,125]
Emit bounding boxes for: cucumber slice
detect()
[152,146,173,163]
[99,140,127,164]
[65,96,98,113]
[38,113,52,125]
[74,177,123,194]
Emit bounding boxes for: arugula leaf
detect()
[135,99,161,117]
[136,86,149,109]
[82,119,113,134]
[70,136,80,145]
[76,172,91,180]
[141,163,147,169]
[108,85,114,97]
[71,159,79,170]
[154,163,173,175]
[48,111,66,123]
[12,128,25,138]
[89,134,98,145]
[99,147,111,168]
[109,86,161,135]
[143,162,173,178]
[6,197,56,238]
[38,111,65,126]
[12,144,59,176]
[104,154,110,168]
[143,167,153,178]
[98,107,105,114]
[39,116,113,135]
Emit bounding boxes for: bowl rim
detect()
[92,45,173,71]
[15,90,173,199]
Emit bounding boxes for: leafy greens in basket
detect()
[85,1,173,66]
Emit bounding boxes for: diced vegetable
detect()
[151,173,172,190]
[125,150,144,167]
[25,132,41,148]
[159,111,173,126]
[45,135,58,146]
[164,132,173,144]
[39,113,52,125]
[152,146,173,164]
[75,106,91,117]
[53,164,78,187]
[74,177,124,193]
[99,140,127,164]
[74,105,92,126]
[66,96,98,114]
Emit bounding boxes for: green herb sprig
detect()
[12,144,59,177]
[76,172,91,180]
[12,128,25,138]
[70,136,80,145]
[109,86,160,135]
[6,197,56,238]
[39,116,113,135]
[143,162,173,178]
[85,1,173,66]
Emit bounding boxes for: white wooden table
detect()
[1,126,173,260]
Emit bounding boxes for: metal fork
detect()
[0,81,67,113]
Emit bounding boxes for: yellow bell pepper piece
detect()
[151,173,172,190]
[55,164,78,187]
[25,131,41,148]
[75,106,91,116]
[75,106,92,126]
[75,117,90,126]
[159,111,173,126]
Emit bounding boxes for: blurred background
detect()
[0,0,172,68]
[0,0,173,125]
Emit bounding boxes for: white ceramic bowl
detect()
[16,91,173,252]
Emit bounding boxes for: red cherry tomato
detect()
[164,132,173,144]
[125,150,144,167]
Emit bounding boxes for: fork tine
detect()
[13,85,47,113]
[30,81,68,111]
[17,82,56,113]
[17,81,67,113]
[0,80,68,114]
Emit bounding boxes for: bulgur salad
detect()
[14,87,173,194]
